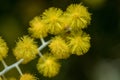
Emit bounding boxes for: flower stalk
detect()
[0,59,23,76]
[38,39,51,51]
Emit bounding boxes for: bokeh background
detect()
[0,0,120,80]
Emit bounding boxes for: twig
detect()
[0,59,23,76]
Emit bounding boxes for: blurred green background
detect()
[0,0,120,80]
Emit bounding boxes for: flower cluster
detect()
[29,3,91,37]
[29,3,91,78]
[0,3,91,80]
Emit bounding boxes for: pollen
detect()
[42,7,64,34]
[68,32,91,55]
[49,36,70,59]
[64,3,91,31]
[37,54,61,77]
[13,36,38,64]
[29,16,48,38]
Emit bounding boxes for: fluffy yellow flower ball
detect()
[37,54,61,77]
[13,36,38,64]
[0,37,8,61]
[49,36,70,59]
[20,73,37,80]
[68,32,91,55]
[42,7,64,34]
[64,3,91,31]
[29,16,48,38]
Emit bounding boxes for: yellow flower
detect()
[64,3,91,31]
[20,73,37,80]
[13,36,38,64]
[68,32,91,55]
[37,54,61,77]
[0,37,8,61]
[49,36,70,59]
[29,16,48,38]
[42,7,64,34]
